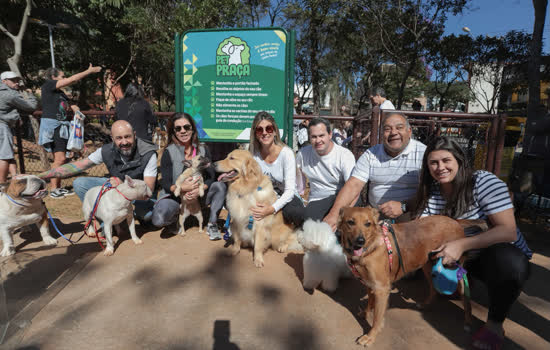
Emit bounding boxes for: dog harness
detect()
[83,180,132,249]
[381,220,405,274]
[346,220,406,285]
[346,258,369,286]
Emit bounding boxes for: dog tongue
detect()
[353,248,363,257]
[218,171,235,181]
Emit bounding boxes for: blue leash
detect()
[223,213,231,241]
[5,192,85,244]
[47,209,87,244]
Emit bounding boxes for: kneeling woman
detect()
[416,136,531,350]
[153,113,226,240]
[249,111,304,227]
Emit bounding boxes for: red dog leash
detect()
[83,180,131,249]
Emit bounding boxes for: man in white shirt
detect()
[370,87,395,110]
[296,117,357,221]
[324,112,426,230]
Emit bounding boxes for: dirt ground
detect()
[0,200,549,349]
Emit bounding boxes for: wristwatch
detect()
[400,201,408,213]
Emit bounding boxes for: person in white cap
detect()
[0,71,38,183]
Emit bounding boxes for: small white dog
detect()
[82,176,152,256]
[0,175,57,257]
[297,219,352,292]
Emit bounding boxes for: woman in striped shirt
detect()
[415,136,531,350]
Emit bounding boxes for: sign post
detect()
[175,28,294,146]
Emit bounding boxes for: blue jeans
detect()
[73,176,157,223]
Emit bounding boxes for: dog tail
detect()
[297,219,335,251]
[457,219,489,234]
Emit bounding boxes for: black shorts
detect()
[48,125,68,153]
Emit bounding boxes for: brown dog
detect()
[215,150,301,267]
[338,207,484,347]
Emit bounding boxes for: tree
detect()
[428,34,472,111]
[527,0,548,121]
[356,0,468,109]
[0,0,31,75]
[285,0,342,114]
[464,31,530,114]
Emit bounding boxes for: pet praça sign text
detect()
[175,28,294,143]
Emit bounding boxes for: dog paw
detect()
[103,248,114,256]
[356,334,376,347]
[254,257,264,268]
[43,236,58,246]
[228,246,240,256]
[0,247,15,257]
[133,239,143,245]
[277,244,288,253]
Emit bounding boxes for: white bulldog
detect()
[0,175,57,257]
[82,176,152,256]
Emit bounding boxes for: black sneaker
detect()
[49,188,65,199]
[58,188,75,196]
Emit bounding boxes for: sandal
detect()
[471,326,504,350]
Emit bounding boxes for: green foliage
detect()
[1,0,537,114]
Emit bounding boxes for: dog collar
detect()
[5,193,26,206]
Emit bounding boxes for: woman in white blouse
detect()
[249,111,305,227]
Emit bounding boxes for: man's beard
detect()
[116,143,135,158]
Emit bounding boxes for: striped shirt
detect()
[421,170,532,258]
[351,139,426,207]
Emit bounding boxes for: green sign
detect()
[175,28,295,144]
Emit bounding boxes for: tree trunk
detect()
[1,0,31,77]
[527,0,547,124]
[310,33,321,114]
[397,56,417,109]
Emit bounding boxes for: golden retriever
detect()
[338,207,486,346]
[215,150,301,267]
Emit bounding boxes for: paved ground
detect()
[1,204,549,349]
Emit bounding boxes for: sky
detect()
[445,0,549,49]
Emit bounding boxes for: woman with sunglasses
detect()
[154,112,226,240]
[415,136,531,350]
[249,111,304,227]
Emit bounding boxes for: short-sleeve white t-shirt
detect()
[296,143,356,202]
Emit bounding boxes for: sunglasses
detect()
[175,124,192,132]
[255,125,274,135]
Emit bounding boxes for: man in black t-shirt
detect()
[114,83,157,141]
[39,64,101,198]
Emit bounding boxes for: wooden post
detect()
[485,116,499,173]
[370,107,381,147]
[493,114,507,176]
[15,124,25,174]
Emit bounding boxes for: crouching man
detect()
[38,120,165,227]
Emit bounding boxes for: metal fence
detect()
[13,109,504,188]
[293,109,505,175]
